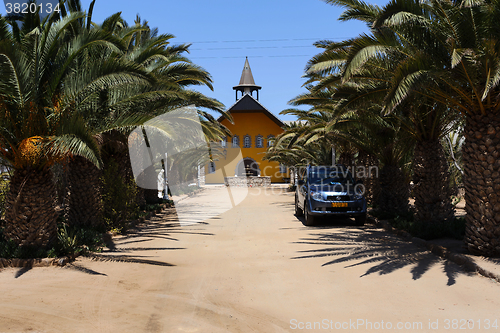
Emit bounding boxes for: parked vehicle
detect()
[295,165,367,226]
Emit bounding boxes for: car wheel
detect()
[355,213,366,226]
[303,202,315,226]
[295,194,303,216]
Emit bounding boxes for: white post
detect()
[197,165,201,187]
[163,152,169,200]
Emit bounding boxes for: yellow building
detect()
[205,58,288,184]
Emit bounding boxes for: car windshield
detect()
[308,168,353,185]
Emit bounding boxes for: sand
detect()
[1,186,499,332]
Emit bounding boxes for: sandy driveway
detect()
[0,186,499,332]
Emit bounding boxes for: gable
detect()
[218,94,285,128]
[229,94,266,111]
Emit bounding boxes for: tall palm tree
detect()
[297,37,415,214]
[0,11,151,247]
[314,0,459,224]
[59,7,229,226]
[342,0,500,255]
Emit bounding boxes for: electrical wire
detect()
[177,37,353,44]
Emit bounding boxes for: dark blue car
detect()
[295,165,367,226]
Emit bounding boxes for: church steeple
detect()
[233,57,261,101]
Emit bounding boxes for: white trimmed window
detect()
[232,135,239,147]
[267,135,275,147]
[221,137,227,148]
[279,163,287,174]
[256,135,264,148]
[208,161,216,174]
[243,135,251,148]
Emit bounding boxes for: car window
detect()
[308,169,353,185]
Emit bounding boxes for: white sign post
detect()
[163,153,169,200]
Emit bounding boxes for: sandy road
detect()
[0,186,500,333]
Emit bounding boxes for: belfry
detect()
[233,57,262,101]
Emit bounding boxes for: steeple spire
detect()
[233,57,261,101]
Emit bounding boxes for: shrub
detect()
[0,222,104,259]
[389,213,465,240]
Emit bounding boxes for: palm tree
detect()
[293,35,416,214]
[313,0,460,225]
[60,8,228,226]
[106,17,228,206]
[342,0,500,255]
[0,11,151,247]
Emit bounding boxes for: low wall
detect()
[224,176,271,187]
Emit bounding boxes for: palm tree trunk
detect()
[357,150,378,205]
[463,113,500,256]
[338,152,354,166]
[3,167,58,247]
[116,131,146,207]
[376,164,409,216]
[65,156,103,228]
[413,139,455,225]
[123,153,146,208]
[104,146,146,207]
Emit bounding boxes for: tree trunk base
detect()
[463,113,500,257]
[3,168,58,248]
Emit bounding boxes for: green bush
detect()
[52,223,104,256]
[0,222,104,259]
[389,214,466,240]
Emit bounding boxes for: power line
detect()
[193,45,314,51]
[190,55,311,59]
[178,37,354,44]
[185,37,357,59]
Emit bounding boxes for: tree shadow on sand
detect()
[104,207,213,250]
[291,219,473,286]
[70,207,214,275]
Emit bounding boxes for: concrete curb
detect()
[171,187,206,203]
[369,215,500,283]
[0,256,73,269]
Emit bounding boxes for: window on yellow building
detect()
[221,137,227,148]
[208,161,216,174]
[256,135,263,148]
[243,135,251,148]
[232,135,239,147]
[267,135,275,147]
[279,164,287,174]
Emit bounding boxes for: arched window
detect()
[279,163,287,174]
[267,135,275,147]
[255,135,264,148]
[208,161,216,174]
[221,137,227,148]
[243,135,251,148]
[232,135,239,147]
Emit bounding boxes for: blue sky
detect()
[2,0,387,121]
